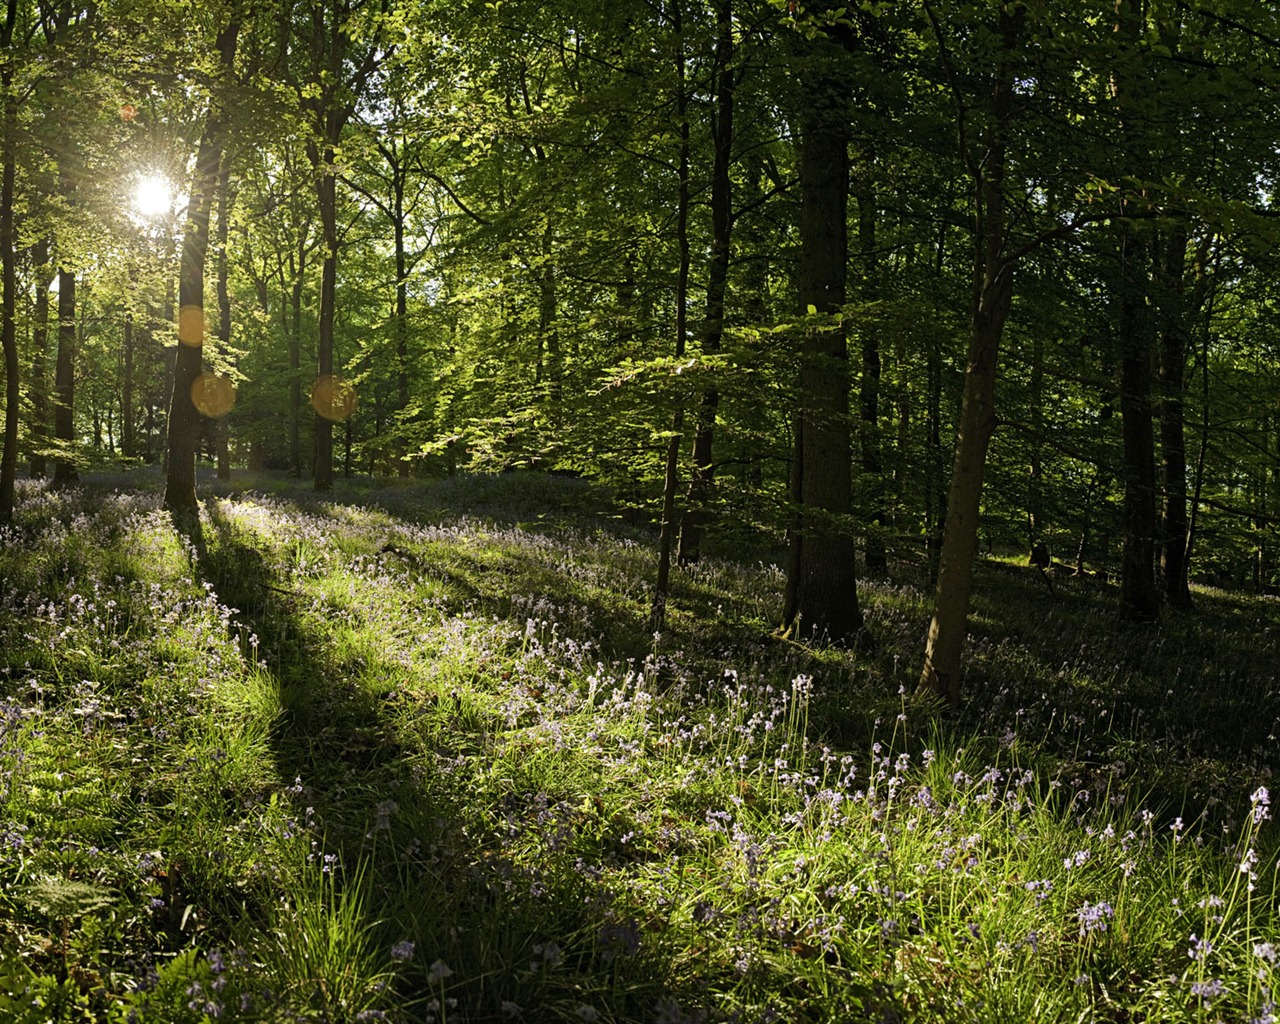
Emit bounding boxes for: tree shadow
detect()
[946,556,1280,825]
[175,494,725,1022]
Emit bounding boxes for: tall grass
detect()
[0,470,1277,1022]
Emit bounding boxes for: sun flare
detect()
[132,173,174,219]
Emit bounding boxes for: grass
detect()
[1,467,1279,1022]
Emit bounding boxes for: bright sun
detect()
[132,173,174,219]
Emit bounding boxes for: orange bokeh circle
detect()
[311,374,358,422]
[191,373,236,418]
[178,305,205,347]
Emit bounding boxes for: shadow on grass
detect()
[170,496,723,1023]
[944,557,1280,823]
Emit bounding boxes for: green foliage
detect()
[0,472,1279,1020]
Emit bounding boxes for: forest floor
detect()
[1,468,1278,1023]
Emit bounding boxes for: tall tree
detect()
[678,0,735,566]
[652,0,693,631]
[1112,0,1161,622]
[0,0,18,522]
[164,10,241,512]
[29,238,49,477]
[917,0,1023,704]
[856,156,887,575]
[297,0,389,492]
[781,41,864,644]
[51,267,77,487]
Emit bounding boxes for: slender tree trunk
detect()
[538,217,561,429]
[918,2,1021,705]
[1156,225,1192,608]
[51,268,78,487]
[29,239,49,478]
[303,0,381,492]
[313,148,337,492]
[1116,223,1160,622]
[288,255,304,476]
[122,312,135,459]
[0,0,17,522]
[857,165,887,575]
[215,153,233,482]
[782,96,863,644]
[925,203,949,581]
[651,0,690,632]
[1184,266,1217,574]
[1028,331,1044,562]
[678,0,733,566]
[164,15,239,512]
[393,170,410,478]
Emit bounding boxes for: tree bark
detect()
[651,0,690,632]
[781,99,863,644]
[288,249,304,476]
[0,0,17,522]
[1116,224,1160,622]
[925,199,949,581]
[678,0,733,566]
[393,149,410,477]
[29,239,49,478]
[917,1,1021,705]
[1027,330,1044,561]
[51,268,78,487]
[122,311,135,459]
[1112,0,1160,623]
[165,16,240,512]
[856,165,887,575]
[538,217,561,426]
[215,152,234,482]
[312,145,336,492]
[1156,225,1193,609]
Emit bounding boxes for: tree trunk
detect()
[1027,330,1044,562]
[856,166,887,575]
[1110,0,1160,622]
[1116,223,1160,622]
[925,203,949,581]
[678,0,733,566]
[51,268,78,487]
[215,152,233,482]
[781,99,863,644]
[122,312,135,459]
[651,0,690,632]
[164,16,239,512]
[313,147,336,492]
[0,0,17,523]
[917,1,1022,705]
[393,164,410,477]
[1184,261,1217,575]
[1156,225,1192,608]
[288,254,304,476]
[29,239,49,478]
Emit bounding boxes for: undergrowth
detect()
[0,469,1277,1022]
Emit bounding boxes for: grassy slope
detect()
[0,469,1277,1023]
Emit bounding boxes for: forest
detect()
[3,0,1280,1021]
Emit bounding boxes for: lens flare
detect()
[311,375,357,422]
[191,373,236,418]
[178,305,205,347]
